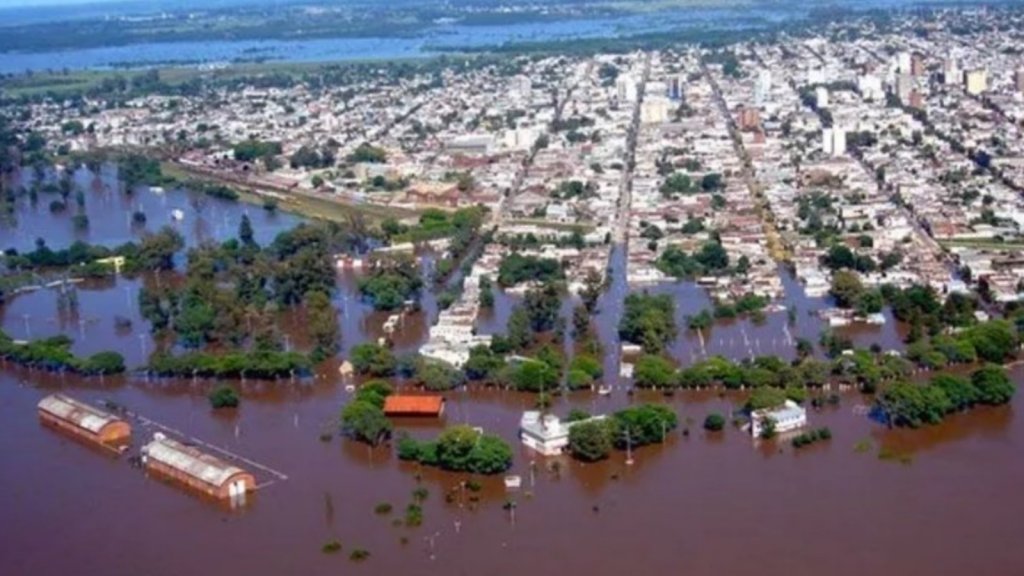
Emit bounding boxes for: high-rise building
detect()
[667,76,682,100]
[822,127,846,157]
[897,52,912,75]
[859,74,883,101]
[943,57,960,85]
[641,97,670,124]
[816,86,830,109]
[616,75,638,102]
[910,53,925,77]
[895,73,915,102]
[965,69,987,95]
[755,70,772,105]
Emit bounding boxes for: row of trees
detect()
[877,366,1015,428]
[397,425,513,475]
[567,404,678,462]
[0,331,125,375]
[6,227,184,273]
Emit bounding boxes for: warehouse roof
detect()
[37,393,121,434]
[143,434,248,488]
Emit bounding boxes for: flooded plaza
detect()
[1,179,1022,576]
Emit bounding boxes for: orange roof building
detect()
[383,395,445,417]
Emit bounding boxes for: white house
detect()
[750,400,807,438]
[519,412,606,456]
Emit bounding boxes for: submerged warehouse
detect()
[37,393,132,449]
[141,433,255,500]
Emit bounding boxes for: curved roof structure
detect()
[38,394,121,434]
[142,434,247,488]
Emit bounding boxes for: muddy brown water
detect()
[1,178,1023,575]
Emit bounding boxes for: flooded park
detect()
[2,170,1022,576]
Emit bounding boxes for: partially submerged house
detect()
[37,393,131,449]
[141,433,254,500]
[750,400,808,438]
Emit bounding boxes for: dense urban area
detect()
[3,4,1024,576]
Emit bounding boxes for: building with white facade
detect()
[750,400,808,438]
[519,412,607,456]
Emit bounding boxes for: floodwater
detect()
[1,176,1023,575]
[0,0,972,74]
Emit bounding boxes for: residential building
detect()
[750,400,808,437]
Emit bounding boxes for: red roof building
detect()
[383,395,445,417]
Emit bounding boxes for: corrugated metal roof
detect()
[142,435,246,488]
[37,394,120,434]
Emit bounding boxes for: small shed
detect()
[37,393,131,447]
[141,433,254,500]
[383,395,445,417]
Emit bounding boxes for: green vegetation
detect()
[374,502,393,515]
[396,425,513,475]
[567,418,614,462]
[208,385,240,409]
[347,143,388,164]
[6,228,183,273]
[322,540,342,554]
[349,549,370,562]
[350,343,397,377]
[358,256,423,310]
[0,331,125,375]
[340,381,393,445]
[619,293,677,354]
[703,413,726,432]
[791,427,832,449]
[876,365,1015,428]
[497,253,564,287]
[148,350,310,378]
[655,241,730,279]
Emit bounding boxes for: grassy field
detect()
[162,161,417,225]
[0,56,459,99]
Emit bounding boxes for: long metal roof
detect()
[37,393,121,434]
[142,435,247,488]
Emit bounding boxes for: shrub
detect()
[208,385,240,409]
[703,413,726,432]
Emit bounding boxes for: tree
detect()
[930,374,978,411]
[619,293,677,354]
[524,282,560,333]
[703,413,726,432]
[612,404,677,447]
[435,425,481,471]
[239,214,255,246]
[341,400,391,445]
[579,269,603,313]
[511,359,559,393]
[633,355,675,388]
[567,419,614,462]
[960,321,1016,363]
[829,269,863,308]
[464,345,504,381]
[795,338,814,359]
[208,385,240,409]
[467,435,513,474]
[970,364,1015,405]
[306,290,340,362]
[506,306,533,351]
[416,359,465,391]
[350,343,396,376]
[745,387,787,412]
[572,304,590,339]
[877,381,951,428]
